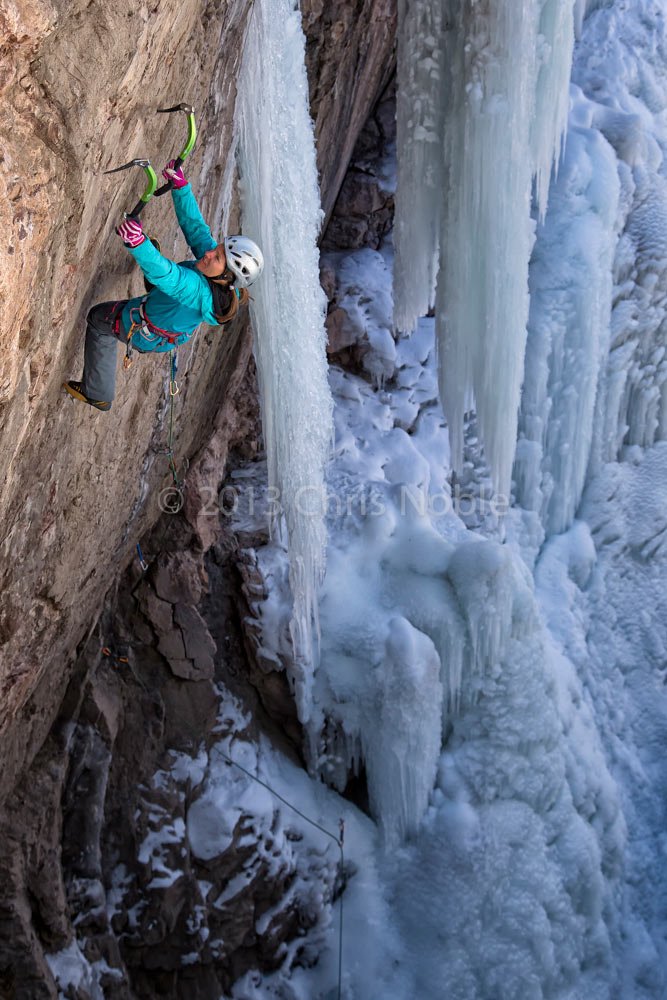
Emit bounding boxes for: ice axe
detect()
[153,103,197,197]
[103,157,158,219]
[102,103,196,217]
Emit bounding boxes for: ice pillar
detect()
[236,0,334,720]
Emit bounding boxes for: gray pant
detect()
[82,300,129,402]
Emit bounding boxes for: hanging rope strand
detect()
[167,349,184,488]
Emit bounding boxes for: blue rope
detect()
[136,543,148,571]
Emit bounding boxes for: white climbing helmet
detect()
[223,235,264,288]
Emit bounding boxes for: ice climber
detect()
[63,161,264,411]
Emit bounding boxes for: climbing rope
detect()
[166,349,183,490]
[136,542,149,572]
[131,351,185,578]
[212,746,345,1000]
[180,324,202,378]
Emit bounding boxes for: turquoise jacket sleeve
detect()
[171,184,217,259]
[128,238,210,311]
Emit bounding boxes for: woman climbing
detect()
[63,161,264,411]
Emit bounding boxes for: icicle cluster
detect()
[235,0,333,721]
[532,0,576,216]
[394,0,576,499]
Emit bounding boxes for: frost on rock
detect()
[236,0,333,721]
[333,249,397,386]
[394,0,576,499]
[46,940,118,1000]
[186,697,403,1000]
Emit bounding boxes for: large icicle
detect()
[436,0,539,498]
[532,0,576,216]
[393,0,445,334]
[394,0,576,498]
[236,0,333,721]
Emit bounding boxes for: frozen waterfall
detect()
[394,0,576,499]
[235,0,333,721]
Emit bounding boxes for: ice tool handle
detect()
[154,104,197,197]
[103,158,158,220]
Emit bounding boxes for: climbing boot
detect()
[63,380,111,412]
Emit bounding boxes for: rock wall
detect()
[0,0,396,805]
[0,0,254,809]
[303,0,396,224]
[0,504,339,997]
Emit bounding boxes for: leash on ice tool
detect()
[213,746,346,1000]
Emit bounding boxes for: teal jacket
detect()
[121,185,218,353]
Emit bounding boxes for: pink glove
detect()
[117,217,145,248]
[162,159,188,189]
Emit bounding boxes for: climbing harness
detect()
[121,298,147,370]
[139,302,186,346]
[121,295,187,369]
